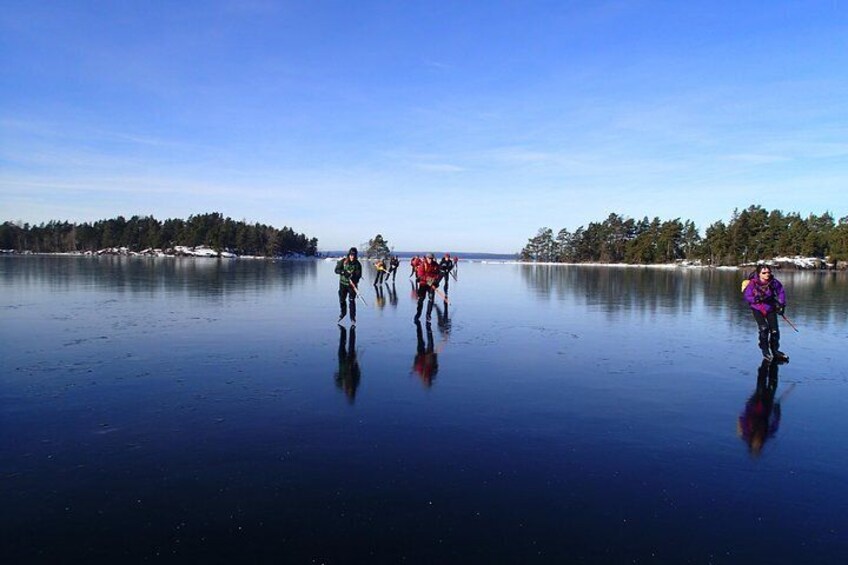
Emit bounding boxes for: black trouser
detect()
[339,284,357,319]
[751,309,780,354]
[415,285,435,320]
[375,270,385,285]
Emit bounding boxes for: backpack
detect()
[741,270,756,293]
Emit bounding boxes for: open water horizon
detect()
[2,256,846,564]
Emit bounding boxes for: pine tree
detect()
[365,234,391,259]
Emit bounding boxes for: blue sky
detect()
[2,1,847,253]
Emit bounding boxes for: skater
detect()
[439,253,454,293]
[334,325,361,403]
[410,255,422,278]
[742,264,788,362]
[389,255,400,282]
[414,253,442,323]
[334,247,362,324]
[374,258,387,285]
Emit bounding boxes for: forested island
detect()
[0,213,318,257]
[520,205,848,268]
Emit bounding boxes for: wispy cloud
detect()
[413,163,464,173]
[423,60,454,71]
[722,154,788,165]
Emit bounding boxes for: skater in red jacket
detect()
[414,253,442,322]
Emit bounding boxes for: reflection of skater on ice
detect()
[433,302,451,339]
[412,321,438,388]
[387,282,398,308]
[375,284,386,310]
[334,325,361,403]
[737,359,793,457]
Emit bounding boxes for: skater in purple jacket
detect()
[742,265,788,362]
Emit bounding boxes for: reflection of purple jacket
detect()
[743,276,786,315]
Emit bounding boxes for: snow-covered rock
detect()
[743,256,829,270]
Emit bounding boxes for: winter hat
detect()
[348,247,358,257]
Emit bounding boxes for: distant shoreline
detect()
[5,250,842,270]
[0,246,313,260]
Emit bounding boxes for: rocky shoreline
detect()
[0,245,315,260]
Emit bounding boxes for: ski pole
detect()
[780,313,799,332]
[348,279,368,307]
[431,285,450,305]
[777,382,796,403]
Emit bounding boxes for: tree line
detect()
[520,205,848,265]
[0,213,319,257]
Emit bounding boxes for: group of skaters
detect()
[373,256,400,285]
[336,253,796,453]
[334,248,457,325]
[409,252,456,322]
[339,250,790,364]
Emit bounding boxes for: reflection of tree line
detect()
[520,265,701,314]
[520,264,848,325]
[1,256,318,296]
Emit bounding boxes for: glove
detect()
[777,303,786,315]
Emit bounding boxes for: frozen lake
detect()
[2,256,847,563]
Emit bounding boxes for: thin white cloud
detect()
[722,154,789,165]
[423,60,454,71]
[414,163,465,173]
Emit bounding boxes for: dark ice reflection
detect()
[2,256,847,564]
[737,360,792,457]
[334,325,361,402]
[0,254,317,297]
